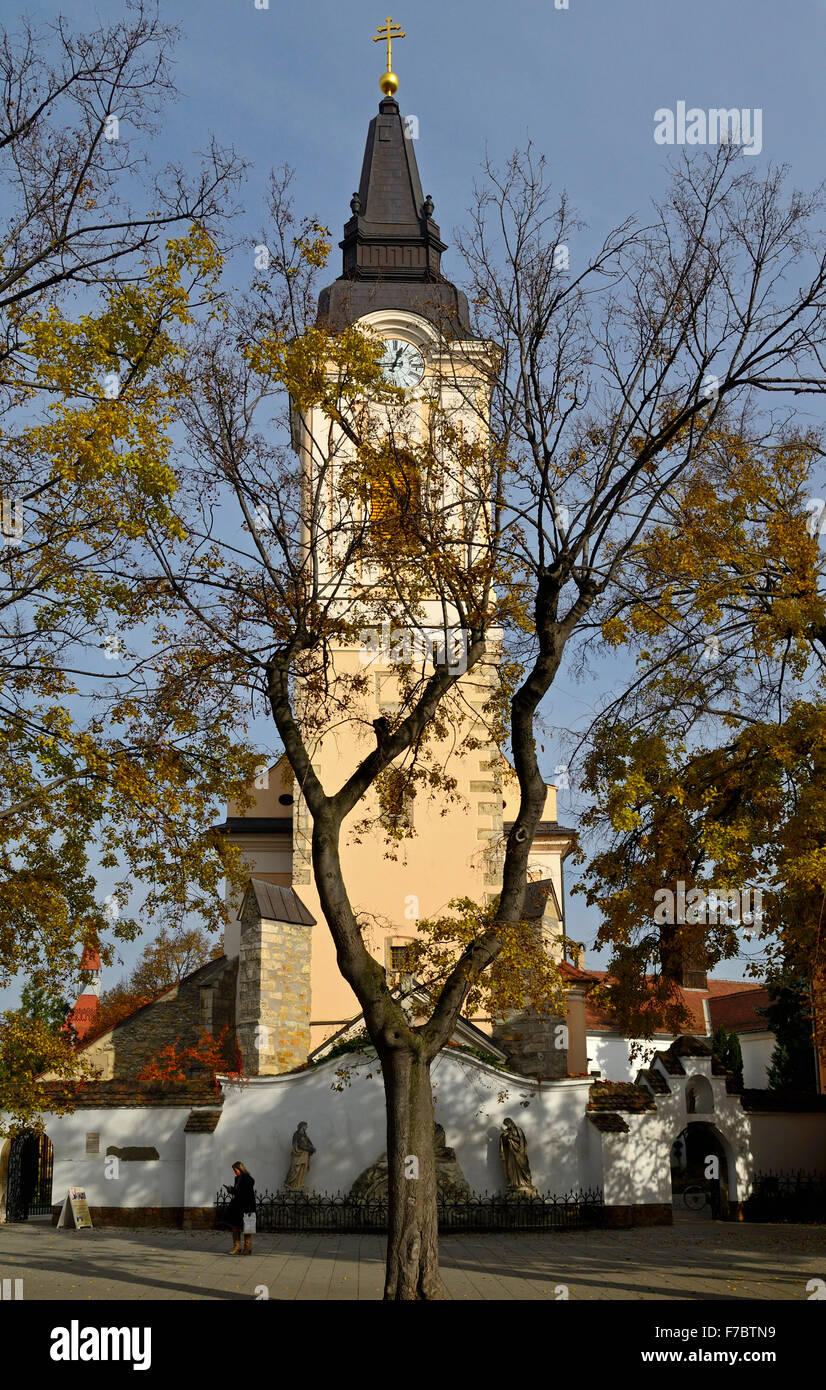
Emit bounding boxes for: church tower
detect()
[223,27,576,1061]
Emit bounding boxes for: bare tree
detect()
[459,146,826,940]
[123,145,826,1299]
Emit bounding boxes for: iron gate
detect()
[5,1132,53,1222]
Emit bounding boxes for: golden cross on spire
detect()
[373,16,405,96]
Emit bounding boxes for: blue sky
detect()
[9,0,826,1003]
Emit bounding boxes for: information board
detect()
[56,1187,93,1229]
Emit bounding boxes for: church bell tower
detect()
[283,26,524,1045]
[225,24,575,1061]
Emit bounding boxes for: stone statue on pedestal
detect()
[499,1117,540,1199]
[283,1122,316,1192]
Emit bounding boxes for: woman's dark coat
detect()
[226,1171,256,1226]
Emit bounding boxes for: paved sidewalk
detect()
[1,1220,824,1300]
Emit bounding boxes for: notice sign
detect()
[57,1187,93,1229]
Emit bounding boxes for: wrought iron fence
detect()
[743,1170,826,1223]
[215,1187,604,1233]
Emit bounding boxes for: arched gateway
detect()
[671,1120,731,1219]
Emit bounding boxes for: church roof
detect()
[307,985,509,1066]
[39,1079,223,1109]
[184,1107,224,1132]
[63,937,102,1042]
[317,96,474,336]
[215,816,292,836]
[707,986,771,1034]
[80,942,101,972]
[346,96,439,267]
[523,878,564,921]
[504,819,578,843]
[245,878,316,927]
[587,1081,657,1113]
[76,953,232,1048]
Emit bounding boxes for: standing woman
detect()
[224,1161,256,1255]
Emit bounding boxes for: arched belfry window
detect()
[369,447,421,546]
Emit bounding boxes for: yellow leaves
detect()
[601,615,628,646]
[10,235,222,529]
[405,896,567,1020]
[0,1010,94,1134]
[293,224,331,269]
[247,323,388,415]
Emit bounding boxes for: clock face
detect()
[380,338,425,389]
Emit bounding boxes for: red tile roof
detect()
[40,1080,222,1109]
[707,988,770,1034]
[587,1111,630,1133]
[587,1081,657,1112]
[64,995,100,1042]
[582,970,766,1036]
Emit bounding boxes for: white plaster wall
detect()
[40,1107,190,1210]
[191,1053,598,1206]
[591,1056,760,1208]
[184,1130,218,1208]
[599,1124,670,1207]
[645,1058,754,1203]
[587,1034,663,1081]
[590,1029,777,1090]
[11,1050,822,1217]
[740,1034,775,1089]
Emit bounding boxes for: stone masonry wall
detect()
[236,898,311,1075]
[491,1008,569,1079]
[78,956,238,1081]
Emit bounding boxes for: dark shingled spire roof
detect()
[341,95,444,280]
[317,96,475,337]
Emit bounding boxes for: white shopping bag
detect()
[242,1212,256,1234]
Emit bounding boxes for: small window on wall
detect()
[199,986,215,1033]
[85,1133,100,1154]
[388,941,416,973]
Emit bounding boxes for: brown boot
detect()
[229,1227,242,1255]
[243,1234,253,1255]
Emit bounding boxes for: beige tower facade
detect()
[221,94,576,1061]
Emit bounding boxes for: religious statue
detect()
[283,1122,316,1192]
[499,1117,540,1199]
[349,1123,471,1202]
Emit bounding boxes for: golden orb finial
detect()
[373,16,405,97]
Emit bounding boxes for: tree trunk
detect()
[382,1045,440,1300]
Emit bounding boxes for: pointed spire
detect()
[317,98,475,337]
[64,936,102,1043]
[340,96,444,282]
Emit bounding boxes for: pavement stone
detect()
[0,1219,823,1300]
